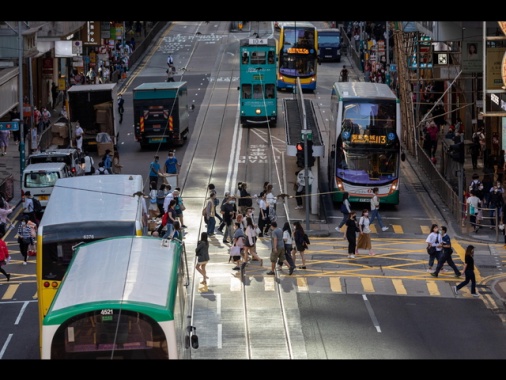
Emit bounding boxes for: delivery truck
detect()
[132,82,190,149]
[66,83,119,152]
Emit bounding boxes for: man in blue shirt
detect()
[149,155,161,187]
[164,151,180,174]
[103,149,113,174]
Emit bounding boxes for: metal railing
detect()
[416,140,501,242]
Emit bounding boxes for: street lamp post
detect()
[18,22,26,182]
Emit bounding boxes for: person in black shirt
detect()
[454,245,478,297]
[345,211,359,258]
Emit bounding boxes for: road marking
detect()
[329,276,342,292]
[392,279,407,295]
[2,284,19,300]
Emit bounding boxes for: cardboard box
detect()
[97,142,114,157]
[51,136,68,146]
[58,125,69,138]
[52,122,67,133]
[96,109,111,124]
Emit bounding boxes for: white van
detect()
[21,162,71,208]
[26,148,84,176]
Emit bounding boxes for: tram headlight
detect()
[255,108,261,115]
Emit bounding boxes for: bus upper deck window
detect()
[242,52,249,64]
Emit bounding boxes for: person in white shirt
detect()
[466,191,482,233]
[82,152,95,175]
[369,187,389,231]
[163,187,174,213]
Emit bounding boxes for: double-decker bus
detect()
[36,175,146,344]
[238,38,278,126]
[41,236,198,359]
[277,21,319,91]
[328,82,402,205]
[317,28,342,62]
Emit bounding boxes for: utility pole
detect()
[18,22,25,180]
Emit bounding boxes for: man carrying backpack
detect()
[469,173,484,200]
[23,191,40,225]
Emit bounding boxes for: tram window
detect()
[253,84,263,99]
[251,51,266,64]
[242,52,249,64]
[242,84,252,99]
[265,84,275,99]
[268,51,274,64]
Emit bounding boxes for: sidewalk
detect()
[0,22,166,208]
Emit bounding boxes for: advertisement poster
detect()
[462,42,483,73]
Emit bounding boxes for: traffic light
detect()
[307,140,315,167]
[450,142,465,164]
[296,142,305,167]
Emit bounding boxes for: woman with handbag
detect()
[425,223,443,273]
[17,215,33,265]
[244,216,262,265]
[231,222,245,271]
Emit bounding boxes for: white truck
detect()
[67,83,120,152]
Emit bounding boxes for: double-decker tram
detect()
[36,175,146,343]
[328,82,402,205]
[41,236,198,359]
[238,37,278,126]
[277,21,319,91]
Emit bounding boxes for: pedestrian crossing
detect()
[334,224,435,235]
[195,269,482,299]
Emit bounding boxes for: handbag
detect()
[426,246,436,255]
[180,203,186,211]
[255,226,261,235]
[229,246,241,257]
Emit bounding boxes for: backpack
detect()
[32,197,42,213]
[469,180,483,198]
[98,167,107,175]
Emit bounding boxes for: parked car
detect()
[26,148,84,177]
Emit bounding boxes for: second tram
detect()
[238,38,278,126]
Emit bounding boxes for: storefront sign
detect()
[84,21,101,46]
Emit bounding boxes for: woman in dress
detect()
[244,216,262,264]
[357,209,375,255]
[195,232,210,285]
